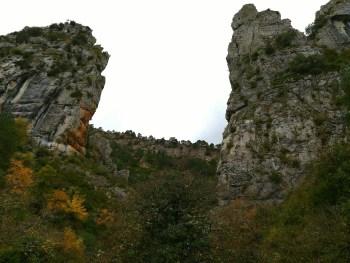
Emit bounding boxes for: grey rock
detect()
[0,22,109,154]
[218,0,349,204]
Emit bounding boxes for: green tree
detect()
[0,113,26,170]
[126,173,216,263]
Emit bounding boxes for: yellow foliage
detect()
[47,190,88,221]
[47,190,70,212]
[70,194,88,221]
[96,209,115,226]
[6,159,33,194]
[63,227,85,257]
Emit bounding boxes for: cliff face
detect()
[218,0,350,205]
[88,128,219,175]
[0,22,109,154]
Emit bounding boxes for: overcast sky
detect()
[0,0,328,143]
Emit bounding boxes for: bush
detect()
[72,32,88,46]
[275,30,297,49]
[45,31,67,42]
[306,15,327,39]
[124,173,216,262]
[47,60,73,77]
[70,90,83,99]
[0,114,27,170]
[264,41,275,55]
[310,145,350,206]
[15,27,44,43]
[0,236,56,263]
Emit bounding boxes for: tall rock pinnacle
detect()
[217,0,350,205]
[0,22,109,154]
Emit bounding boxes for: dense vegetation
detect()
[1,108,350,262]
[0,114,219,262]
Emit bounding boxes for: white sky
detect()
[0,0,328,143]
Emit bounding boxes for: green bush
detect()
[15,27,44,43]
[306,15,327,39]
[45,31,67,42]
[72,32,88,46]
[275,30,297,49]
[264,41,275,55]
[287,49,350,76]
[0,236,57,263]
[70,90,83,99]
[310,145,350,206]
[0,113,26,169]
[126,173,215,263]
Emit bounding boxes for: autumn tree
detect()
[47,189,70,212]
[69,194,88,221]
[6,159,33,194]
[47,190,88,221]
[63,227,85,259]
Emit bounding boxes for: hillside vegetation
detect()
[0,113,350,262]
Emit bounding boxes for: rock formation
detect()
[217,0,350,205]
[0,22,109,154]
[88,128,219,169]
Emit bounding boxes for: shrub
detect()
[127,173,215,262]
[6,159,33,194]
[47,60,73,77]
[62,227,85,259]
[69,194,88,221]
[269,171,282,184]
[72,32,88,46]
[47,189,70,212]
[264,41,275,55]
[0,236,56,263]
[306,15,327,39]
[47,190,88,221]
[15,27,44,43]
[45,31,67,42]
[70,90,83,99]
[95,209,114,226]
[310,145,350,206]
[287,49,350,76]
[0,114,27,169]
[275,30,297,49]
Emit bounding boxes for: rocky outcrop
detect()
[218,0,350,205]
[89,129,220,164]
[88,128,220,163]
[0,22,109,154]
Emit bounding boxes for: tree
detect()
[62,227,85,259]
[47,190,88,221]
[0,114,27,170]
[126,173,215,263]
[6,159,33,194]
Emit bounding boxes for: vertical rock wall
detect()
[218,0,350,205]
[0,22,109,154]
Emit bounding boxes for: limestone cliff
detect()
[0,22,109,154]
[218,0,350,205]
[88,128,219,176]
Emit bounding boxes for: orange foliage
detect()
[47,190,88,221]
[6,159,33,194]
[47,190,70,212]
[96,209,115,226]
[63,227,85,257]
[70,194,88,221]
